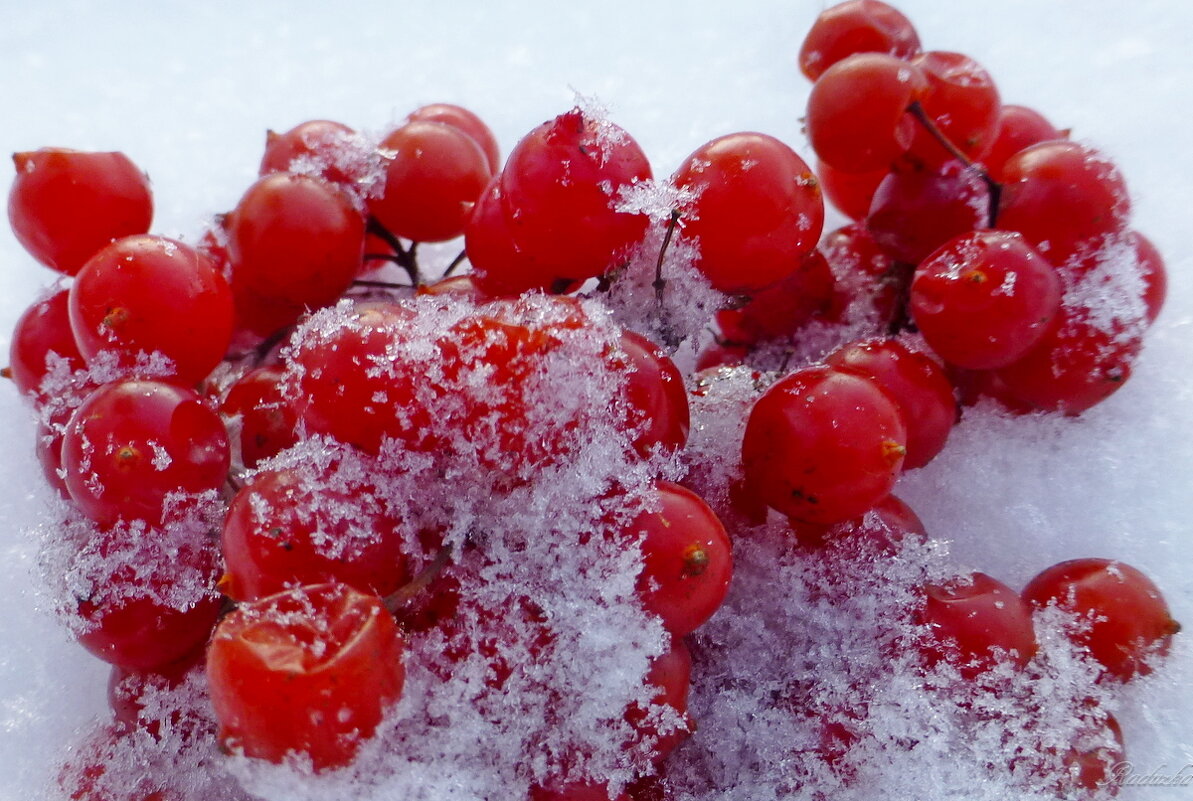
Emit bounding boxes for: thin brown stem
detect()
[442,249,467,278]
[367,218,423,287]
[905,101,1003,228]
[654,209,682,304]
[383,545,453,615]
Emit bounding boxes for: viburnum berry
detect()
[741,365,907,524]
[227,172,366,313]
[981,104,1063,182]
[916,572,1038,679]
[467,107,651,295]
[865,159,991,265]
[1022,558,1179,681]
[369,120,493,242]
[69,234,235,386]
[219,365,298,469]
[9,148,153,275]
[823,338,956,469]
[672,131,824,293]
[1130,230,1167,325]
[618,481,733,637]
[207,582,406,770]
[8,288,85,399]
[612,330,690,458]
[407,102,501,173]
[61,379,230,527]
[806,53,928,174]
[259,119,359,186]
[788,493,926,554]
[220,464,409,601]
[904,50,1001,167]
[996,140,1131,267]
[624,636,693,765]
[910,230,1063,370]
[798,0,921,81]
[817,158,887,221]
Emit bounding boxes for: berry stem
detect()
[367,218,423,287]
[654,209,682,305]
[905,101,1003,227]
[383,545,453,615]
[442,249,467,278]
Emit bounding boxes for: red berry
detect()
[259,119,359,186]
[917,572,1038,679]
[408,103,501,173]
[799,0,921,81]
[61,380,230,527]
[672,132,824,293]
[369,120,493,242]
[9,149,152,275]
[824,338,956,469]
[8,288,85,399]
[620,482,733,637]
[613,331,690,458]
[911,230,1062,370]
[69,234,234,386]
[1023,559,1178,681]
[982,104,1063,182]
[741,365,906,524]
[807,53,928,174]
[219,365,298,468]
[905,51,1001,167]
[996,141,1131,267]
[227,172,365,312]
[221,465,409,601]
[207,582,406,770]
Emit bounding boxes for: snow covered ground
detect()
[0,1,1191,799]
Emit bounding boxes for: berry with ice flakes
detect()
[624,636,692,766]
[220,464,409,601]
[915,571,1038,679]
[996,140,1131,268]
[206,582,406,770]
[742,365,907,524]
[618,481,732,637]
[259,119,359,187]
[788,492,926,555]
[612,330,689,458]
[8,287,84,400]
[671,131,824,293]
[69,234,234,386]
[8,148,153,275]
[910,229,1063,370]
[1023,558,1179,681]
[798,0,921,81]
[467,107,651,295]
[61,379,230,527]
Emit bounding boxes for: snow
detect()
[2,0,1192,799]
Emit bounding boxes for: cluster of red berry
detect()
[3,1,1179,799]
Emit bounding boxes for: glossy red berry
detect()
[206,582,406,770]
[1023,559,1179,681]
[61,380,230,526]
[741,365,906,524]
[219,365,298,468]
[259,119,359,186]
[9,149,152,275]
[672,132,824,293]
[408,103,501,173]
[911,230,1062,370]
[9,288,85,399]
[824,338,956,469]
[69,235,235,386]
[917,572,1038,679]
[369,120,493,242]
[799,0,921,81]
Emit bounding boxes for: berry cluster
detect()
[3,3,1179,800]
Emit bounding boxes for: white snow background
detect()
[0,0,1191,798]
